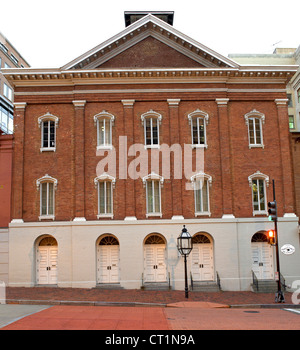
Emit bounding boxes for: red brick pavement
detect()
[6,287,294,306]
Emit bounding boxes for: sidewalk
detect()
[4,286,296,308]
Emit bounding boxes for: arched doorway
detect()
[191,233,214,281]
[251,232,274,279]
[97,235,120,284]
[144,234,167,283]
[36,236,58,285]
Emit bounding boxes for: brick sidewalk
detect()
[6,287,294,306]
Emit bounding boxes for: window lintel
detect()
[142,172,164,187]
[188,109,209,125]
[93,110,115,125]
[36,174,58,190]
[94,172,116,188]
[244,109,265,126]
[38,113,59,128]
[141,110,162,125]
[248,171,269,187]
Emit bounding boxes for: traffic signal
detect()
[267,229,276,245]
[268,201,277,222]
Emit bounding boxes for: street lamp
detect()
[177,225,193,298]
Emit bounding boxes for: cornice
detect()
[3,66,297,88]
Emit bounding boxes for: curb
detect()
[230,304,300,309]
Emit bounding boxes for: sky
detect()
[1,0,299,68]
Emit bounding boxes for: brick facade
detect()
[8,89,295,222]
[3,14,299,291]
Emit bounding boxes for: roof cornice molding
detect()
[3,66,298,87]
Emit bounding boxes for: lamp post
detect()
[177,225,193,298]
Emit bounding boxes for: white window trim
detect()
[36,174,57,220]
[248,171,269,216]
[93,110,114,150]
[94,173,115,218]
[244,109,265,149]
[141,110,162,148]
[38,113,59,152]
[188,110,209,148]
[191,172,212,217]
[143,172,163,217]
[3,83,12,101]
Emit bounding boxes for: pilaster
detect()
[72,100,86,221]
[11,102,27,222]
[122,99,136,220]
[167,99,183,218]
[275,99,295,215]
[216,98,234,218]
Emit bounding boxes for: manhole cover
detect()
[243,311,259,313]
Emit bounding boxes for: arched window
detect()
[191,172,212,216]
[141,110,162,147]
[38,113,59,152]
[248,171,269,215]
[244,109,265,148]
[94,111,115,149]
[36,174,58,220]
[188,110,209,148]
[94,173,115,218]
[143,172,164,217]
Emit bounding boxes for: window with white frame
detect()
[3,83,12,101]
[94,111,114,149]
[94,173,115,218]
[191,172,212,216]
[244,110,265,148]
[188,110,209,147]
[143,172,164,217]
[38,113,59,152]
[36,175,57,220]
[141,110,162,147]
[248,171,269,215]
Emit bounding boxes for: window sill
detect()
[253,211,267,216]
[144,144,160,149]
[97,145,113,150]
[195,211,211,217]
[97,214,113,219]
[249,144,264,149]
[40,147,56,152]
[39,215,55,221]
[146,212,162,218]
[191,144,208,149]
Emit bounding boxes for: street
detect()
[1,303,300,331]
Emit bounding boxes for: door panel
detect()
[191,243,214,281]
[251,242,274,279]
[37,246,58,285]
[97,245,119,283]
[144,244,166,282]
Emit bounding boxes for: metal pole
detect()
[184,254,188,298]
[272,179,285,303]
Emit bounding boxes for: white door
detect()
[144,244,167,282]
[97,245,119,283]
[191,243,214,281]
[251,242,274,279]
[37,246,58,285]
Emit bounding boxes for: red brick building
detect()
[3,13,300,291]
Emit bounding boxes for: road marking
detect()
[284,308,300,315]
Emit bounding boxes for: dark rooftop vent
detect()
[124,11,174,27]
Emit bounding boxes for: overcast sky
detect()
[1,0,299,68]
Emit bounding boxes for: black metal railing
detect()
[252,270,259,291]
